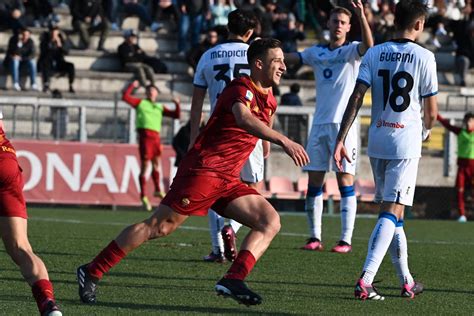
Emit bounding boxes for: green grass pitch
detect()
[0,207,473,315]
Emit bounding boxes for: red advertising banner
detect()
[15,140,176,206]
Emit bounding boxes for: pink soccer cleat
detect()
[401,281,424,298]
[301,238,324,251]
[331,241,352,253]
[221,225,238,262]
[203,251,226,263]
[354,279,385,301]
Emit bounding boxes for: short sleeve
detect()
[420,52,438,98]
[347,41,362,60]
[193,53,208,89]
[356,49,373,87]
[298,46,314,66]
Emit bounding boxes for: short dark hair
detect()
[394,0,428,31]
[290,83,300,94]
[330,6,352,19]
[464,112,474,123]
[247,38,282,64]
[228,9,258,36]
[146,84,159,93]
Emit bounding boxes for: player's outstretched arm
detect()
[283,52,302,67]
[334,82,368,171]
[122,80,141,108]
[232,102,309,166]
[163,97,181,119]
[352,0,374,55]
[189,87,207,150]
[436,112,461,135]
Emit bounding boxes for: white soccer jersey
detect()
[193,40,250,112]
[357,39,438,159]
[299,42,362,125]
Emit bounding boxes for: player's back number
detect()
[377,69,414,112]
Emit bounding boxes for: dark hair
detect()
[247,38,282,64]
[394,0,428,31]
[146,84,160,93]
[330,6,352,19]
[228,9,258,36]
[464,112,474,123]
[290,83,300,94]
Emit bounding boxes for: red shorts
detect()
[0,158,27,219]
[161,174,259,216]
[138,129,162,161]
[456,159,474,189]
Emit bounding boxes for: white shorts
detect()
[240,140,264,183]
[370,157,420,206]
[303,122,358,175]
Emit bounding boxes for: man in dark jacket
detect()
[38,26,76,93]
[118,30,167,87]
[4,28,38,91]
[453,17,474,87]
[0,0,24,31]
[70,0,109,50]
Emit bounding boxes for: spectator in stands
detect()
[4,28,38,91]
[452,17,474,86]
[23,0,57,28]
[122,0,163,32]
[259,0,282,37]
[151,0,180,27]
[38,26,76,93]
[210,0,236,36]
[373,0,395,44]
[280,83,302,106]
[70,0,109,51]
[437,112,474,223]
[0,0,25,32]
[276,12,305,78]
[122,80,181,211]
[118,30,168,87]
[186,27,219,71]
[177,0,210,56]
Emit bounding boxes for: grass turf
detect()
[0,207,473,315]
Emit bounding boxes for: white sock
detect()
[305,186,323,240]
[208,209,225,254]
[229,220,242,233]
[389,220,414,286]
[339,185,357,244]
[361,212,397,285]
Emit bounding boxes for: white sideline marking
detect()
[29,216,474,246]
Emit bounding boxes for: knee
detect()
[259,212,281,237]
[146,218,176,239]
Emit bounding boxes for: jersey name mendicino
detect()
[299,42,361,124]
[193,40,250,112]
[357,39,438,159]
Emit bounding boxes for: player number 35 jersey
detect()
[357,39,438,159]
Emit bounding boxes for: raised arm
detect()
[283,52,302,67]
[352,0,374,56]
[334,82,368,171]
[437,112,461,135]
[122,81,141,108]
[232,102,309,167]
[163,97,181,119]
[189,86,207,149]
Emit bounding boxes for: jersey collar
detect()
[389,38,417,44]
[222,39,247,44]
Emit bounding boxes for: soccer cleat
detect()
[215,278,262,306]
[141,196,152,212]
[301,238,324,251]
[41,300,62,316]
[458,215,467,223]
[154,191,166,199]
[77,264,98,304]
[354,279,385,301]
[401,281,424,298]
[331,240,352,253]
[203,251,227,263]
[221,225,238,262]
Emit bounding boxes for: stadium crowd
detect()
[0,0,473,92]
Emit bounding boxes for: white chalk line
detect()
[29,214,474,246]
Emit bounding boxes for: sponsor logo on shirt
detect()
[1,146,15,154]
[245,90,253,101]
[376,120,405,129]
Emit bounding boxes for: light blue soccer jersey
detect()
[357,39,438,159]
[299,42,362,125]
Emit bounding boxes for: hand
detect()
[333,140,351,172]
[172,97,180,104]
[85,16,92,24]
[11,9,21,19]
[132,80,140,88]
[351,0,364,17]
[422,126,431,142]
[282,138,309,167]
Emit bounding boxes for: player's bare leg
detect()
[332,172,356,253]
[0,217,61,315]
[215,194,280,306]
[139,159,153,211]
[302,171,325,250]
[151,155,165,199]
[77,205,188,304]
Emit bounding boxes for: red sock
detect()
[32,279,55,313]
[88,240,126,279]
[152,170,161,192]
[139,175,147,198]
[224,250,256,281]
[458,189,465,216]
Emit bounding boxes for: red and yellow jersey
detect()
[0,128,17,159]
[178,76,277,180]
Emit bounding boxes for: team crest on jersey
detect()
[181,198,190,207]
[245,90,254,101]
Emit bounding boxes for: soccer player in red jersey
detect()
[0,111,62,315]
[77,38,309,306]
[122,81,181,211]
